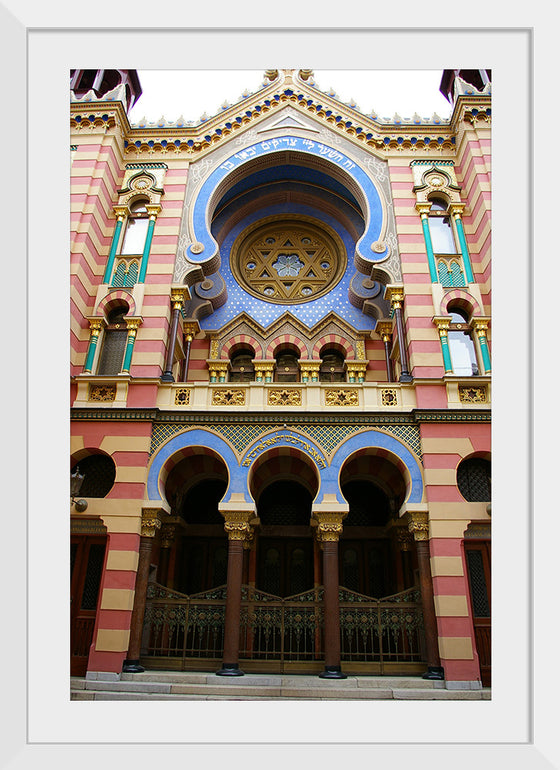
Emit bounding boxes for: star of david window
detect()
[230,217,346,304]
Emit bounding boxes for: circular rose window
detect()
[230,217,346,304]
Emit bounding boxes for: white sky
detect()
[128,69,453,126]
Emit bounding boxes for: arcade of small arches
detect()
[120,426,442,678]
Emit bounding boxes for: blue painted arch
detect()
[325,430,424,504]
[146,428,248,504]
[185,135,389,271]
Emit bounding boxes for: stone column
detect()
[122,509,163,673]
[120,318,142,374]
[312,505,348,679]
[178,321,200,383]
[162,287,189,382]
[416,203,438,283]
[83,318,105,373]
[376,320,394,382]
[384,286,412,382]
[102,206,127,284]
[138,205,161,284]
[433,316,454,374]
[407,511,444,680]
[216,508,258,676]
[473,318,492,374]
[450,204,475,284]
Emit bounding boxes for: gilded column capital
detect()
[449,203,466,218]
[311,510,348,544]
[140,508,164,538]
[206,359,230,375]
[87,318,105,336]
[183,320,200,342]
[384,284,405,310]
[432,315,451,336]
[300,361,321,377]
[375,320,393,342]
[345,361,367,377]
[407,511,430,542]
[415,203,431,217]
[125,316,143,334]
[221,510,259,544]
[472,317,490,335]
[113,205,128,220]
[253,360,275,373]
[146,204,162,219]
[170,286,190,310]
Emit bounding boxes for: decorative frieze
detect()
[381,388,398,406]
[458,386,487,404]
[268,388,302,406]
[88,384,116,402]
[325,389,359,406]
[174,388,191,405]
[212,388,246,406]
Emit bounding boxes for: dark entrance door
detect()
[256,479,314,598]
[257,538,314,597]
[464,540,491,686]
[70,535,106,676]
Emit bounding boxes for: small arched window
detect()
[120,200,150,255]
[97,306,128,375]
[71,454,116,498]
[229,348,255,382]
[428,198,456,254]
[457,457,491,502]
[275,349,300,382]
[447,307,479,376]
[319,348,346,382]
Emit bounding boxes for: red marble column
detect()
[314,510,347,679]
[217,511,256,676]
[408,512,444,680]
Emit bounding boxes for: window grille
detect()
[457,458,491,501]
[466,549,490,617]
[80,544,106,610]
[71,455,116,498]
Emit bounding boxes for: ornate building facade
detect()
[70,69,491,688]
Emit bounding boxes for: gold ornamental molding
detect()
[88,384,116,402]
[268,388,302,406]
[212,388,246,406]
[174,388,191,406]
[325,389,359,406]
[458,385,487,404]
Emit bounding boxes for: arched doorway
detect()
[256,479,314,597]
[339,450,413,597]
[249,448,319,599]
[162,449,229,595]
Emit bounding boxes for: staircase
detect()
[71,671,490,700]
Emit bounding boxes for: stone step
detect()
[71,673,490,701]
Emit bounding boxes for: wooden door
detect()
[464,540,491,686]
[70,536,107,676]
[257,538,313,597]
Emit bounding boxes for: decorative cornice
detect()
[71,76,480,161]
[70,407,491,424]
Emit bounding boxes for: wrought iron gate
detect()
[141,582,425,673]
